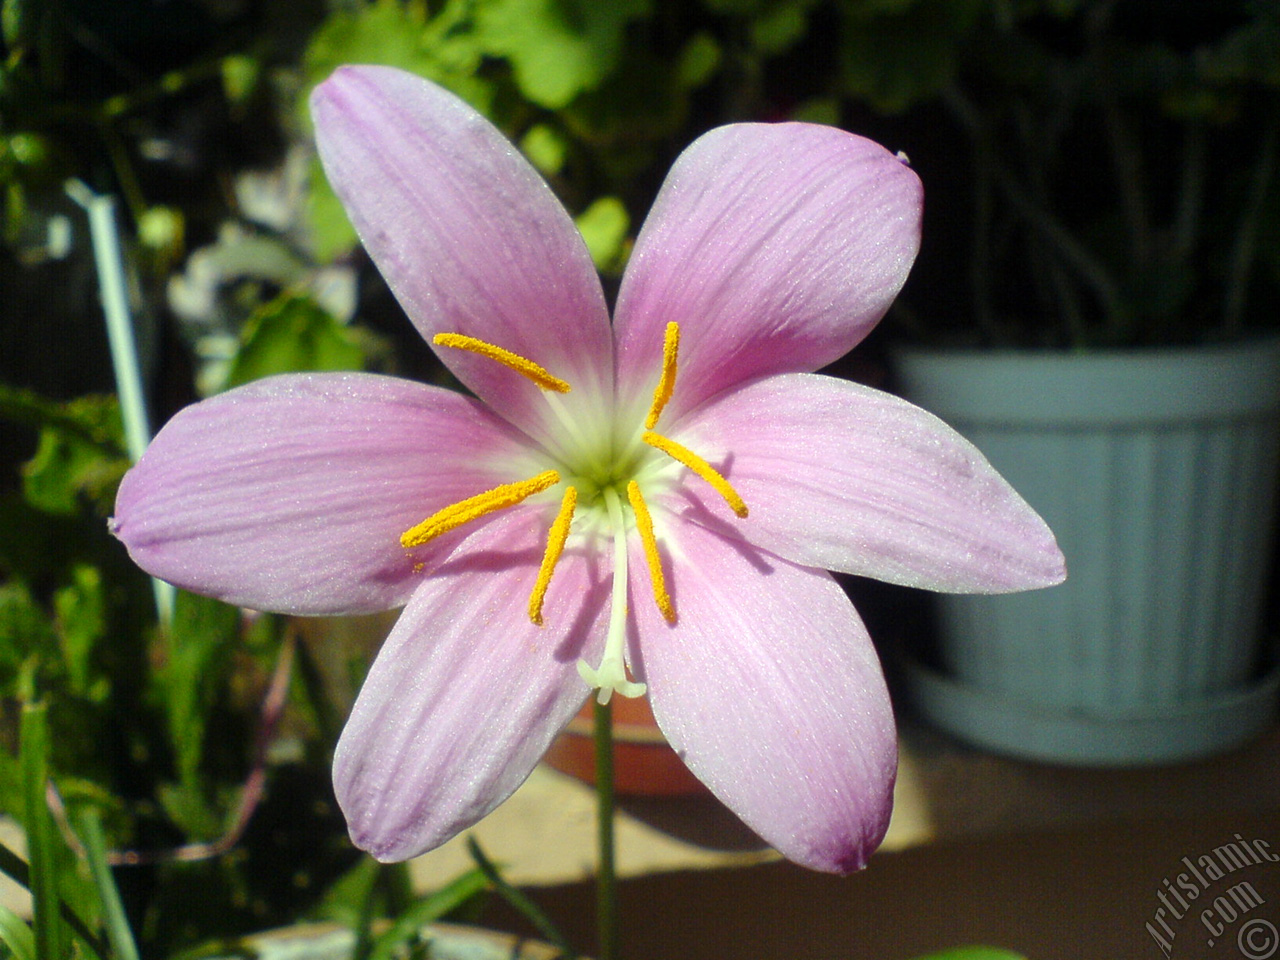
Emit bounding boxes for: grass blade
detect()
[465,836,576,959]
[0,842,105,960]
[72,809,139,960]
[20,702,63,960]
[0,904,35,960]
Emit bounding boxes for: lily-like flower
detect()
[112,65,1064,874]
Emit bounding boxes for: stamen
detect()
[644,322,680,429]
[434,333,571,393]
[627,481,674,622]
[401,470,560,548]
[577,487,646,704]
[529,486,578,626]
[642,431,748,518]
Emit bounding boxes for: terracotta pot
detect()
[543,696,709,797]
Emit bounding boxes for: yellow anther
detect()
[434,333,571,393]
[627,481,675,623]
[401,470,561,548]
[529,486,578,626]
[644,322,680,429]
[643,431,748,518]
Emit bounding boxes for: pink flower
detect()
[111,66,1064,874]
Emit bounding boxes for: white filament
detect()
[576,486,646,703]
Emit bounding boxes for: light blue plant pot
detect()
[895,337,1280,765]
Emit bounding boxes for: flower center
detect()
[402,322,747,702]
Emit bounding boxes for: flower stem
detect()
[593,696,618,960]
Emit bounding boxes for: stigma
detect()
[399,322,748,701]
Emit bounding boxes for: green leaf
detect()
[465,837,575,957]
[474,0,652,108]
[0,581,54,686]
[303,0,492,114]
[575,196,630,273]
[750,2,811,55]
[22,429,107,515]
[300,0,496,262]
[791,96,840,125]
[1,0,36,51]
[220,54,261,106]
[838,0,981,113]
[224,294,365,389]
[153,782,222,842]
[562,46,688,177]
[0,390,127,517]
[0,386,123,451]
[53,565,107,701]
[161,590,241,794]
[700,0,763,14]
[370,869,489,960]
[0,904,34,960]
[306,156,360,264]
[304,0,438,86]
[676,32,722,89]
[520,124,569,176]
[136,205,183,254]
[908,949,1028,960]
[309,856,381,928]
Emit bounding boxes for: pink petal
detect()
[311,66,615,443]
[613,122,922,421]
[112,373,542,614]
[333,513,606,861]
[667,373,1066,592]
[630,520,896,874]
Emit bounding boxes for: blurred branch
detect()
[1172,120,1206,262]
[1224,110,1279,334]
[943,82,1126,338]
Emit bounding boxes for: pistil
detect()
[415,325,744,702]
[577,486,646,703]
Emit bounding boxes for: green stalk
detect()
[72,809,139,960]
[19,703,63,960]
[593,698,617,960]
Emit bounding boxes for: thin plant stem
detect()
[65,179,174,623]
[593,697,617,960]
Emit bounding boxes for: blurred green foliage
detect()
[225,294,365,390]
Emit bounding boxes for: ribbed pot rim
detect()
[894,335,1280,426]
